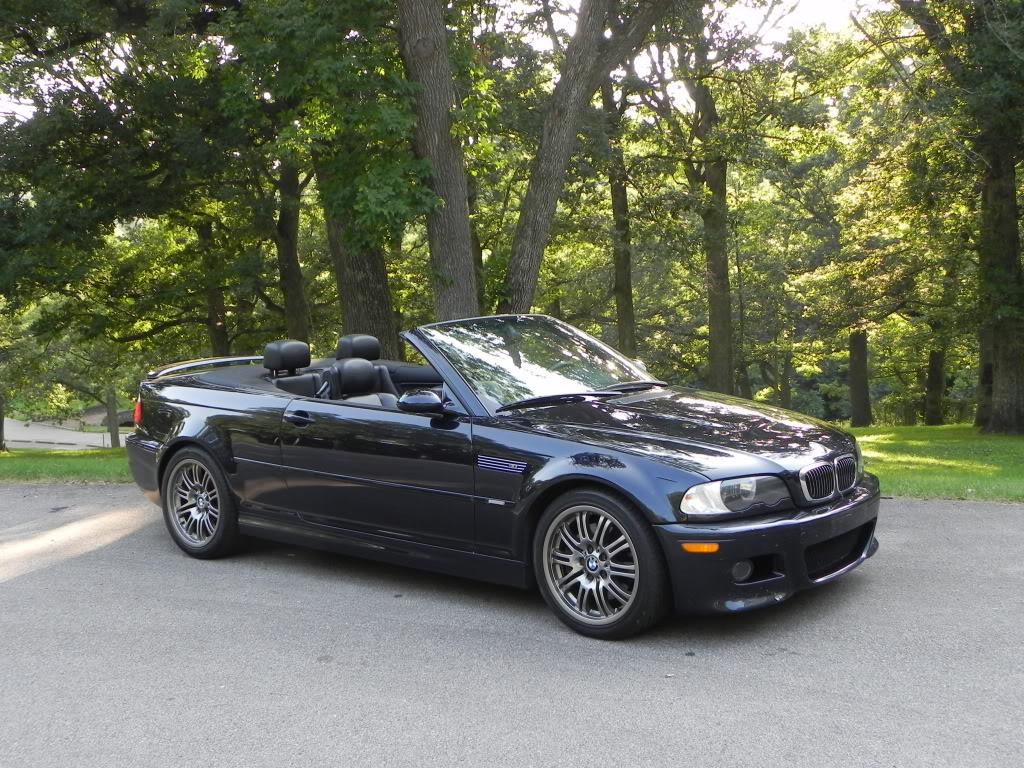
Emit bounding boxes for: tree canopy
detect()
[2,0,1022,433]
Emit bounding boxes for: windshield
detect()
[418,315,649,411]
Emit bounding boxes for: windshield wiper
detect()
[601,380,667,393]
[496,392,618,413]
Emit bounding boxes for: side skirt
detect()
[237,510,530,589]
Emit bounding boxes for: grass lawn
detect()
[850,424,1024,503]
[0,448,132,483]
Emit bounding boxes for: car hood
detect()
[511,387,856,479]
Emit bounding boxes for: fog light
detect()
[731,559,754,582]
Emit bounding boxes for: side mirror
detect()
[397,389,445,414]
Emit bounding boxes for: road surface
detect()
[2,419,127,450]
[0,484,1020,767]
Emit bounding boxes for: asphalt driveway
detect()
[2,418,126,450]
[0,485,1020,768]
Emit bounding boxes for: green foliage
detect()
[0,0,1011,432]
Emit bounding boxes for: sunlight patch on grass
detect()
[849,425,1024,503]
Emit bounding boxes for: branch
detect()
[111,316,206,343]
[587,0,675,91]
[8,2,243,59]
[54,376,103,404]
[893,0,968,87]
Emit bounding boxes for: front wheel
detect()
[533,488,670,639]
[161,447,241,559]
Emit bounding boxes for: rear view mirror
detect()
[634,359,649,373]
[397,389,445,414]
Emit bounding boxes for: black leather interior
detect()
[336,334,381,361]
[335,332,445,396]
[264,339,311,373]
[325,358,398,408]
[274,372,322,397]
[384,361,443,388]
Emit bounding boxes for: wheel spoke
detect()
[558,527,583,554]
[575,511,589,545]
[608,563,636,579]
[594,583,613,617]
[605,578,631,604]
[593,516,610,547]
[551,550,575,569]
[557,568,584,590]
[576,582,591,615]
[606,536,629,559]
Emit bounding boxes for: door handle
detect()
[286,411,315,427]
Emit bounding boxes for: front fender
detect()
[520,453,699,527]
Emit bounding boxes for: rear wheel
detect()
[533,488,670,639]
[161,447,240,559]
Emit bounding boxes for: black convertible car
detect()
[127,314,879,638]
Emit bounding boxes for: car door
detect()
[277,396,475,551]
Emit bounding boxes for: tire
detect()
[160,446,241,559]
[533,487,670,639]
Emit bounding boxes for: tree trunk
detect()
[322,206,402,361]
[924,346,947,426]
[500,0,670,313]
[683,35,734,396]
[975,325,994,428]
[701,159,733,395]
[737,365,753,400]
[849,329,873,427]
[197,223,230,357]
[397,0,479,320]
[206,288,231,357]
[104,384,121,450]
[779,354,793,410]
[468,176,487,312]
[274,161,311,343]
[976,138,1024,433]
[602,83,636,357]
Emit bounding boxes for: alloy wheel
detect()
[542,504,638,625]
[168,459,220,546]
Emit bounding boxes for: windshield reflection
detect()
[420,316,647,410]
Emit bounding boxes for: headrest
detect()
[263,339,311,373]
[334,358,377,395]
[336,333,381,361]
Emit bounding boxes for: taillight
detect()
[133,399,143,427]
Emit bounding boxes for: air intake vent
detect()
[835,455,857,492]
[800,462,836,501]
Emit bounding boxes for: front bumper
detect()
[654,474,880,613]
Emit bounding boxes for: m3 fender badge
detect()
[477,456,527,474]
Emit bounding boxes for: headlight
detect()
[854,441,864,478]
[680,476,793,520]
